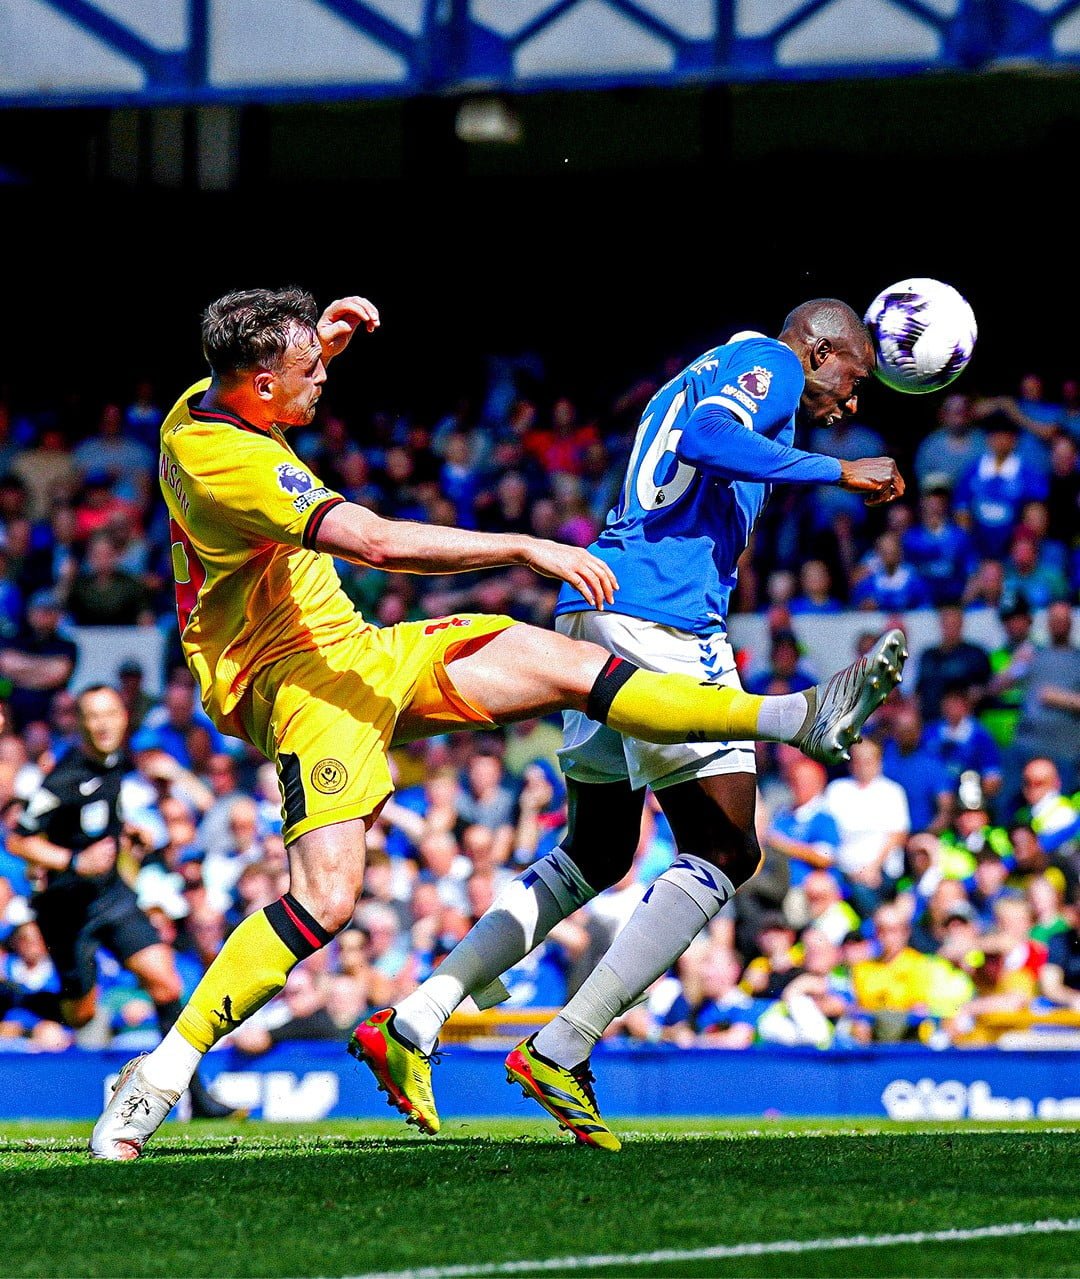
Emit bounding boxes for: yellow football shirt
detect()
[159,378,364,724]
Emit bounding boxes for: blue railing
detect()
[4,1,1080,110]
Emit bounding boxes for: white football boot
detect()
[793,629,908,765]
[89,1055,180,1161]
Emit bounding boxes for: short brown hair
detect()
[201,287,318,377]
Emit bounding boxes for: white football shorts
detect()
[556,610,756,790]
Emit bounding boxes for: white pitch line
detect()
[346,1218,1080,1279]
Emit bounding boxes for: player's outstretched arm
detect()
[837,457,906,505]
[317,296,379,365]
[314,501,618,609]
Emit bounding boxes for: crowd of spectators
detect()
[0,349,1078,1056]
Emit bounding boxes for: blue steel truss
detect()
[3,0,1080,109]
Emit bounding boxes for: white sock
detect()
[140,1026,204,1096]
[758,690,813,742]
[533,853,734,1068]
[393,849,595,1054]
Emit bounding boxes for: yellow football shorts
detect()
[234,613,517,844]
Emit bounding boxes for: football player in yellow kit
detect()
[91,287,904,1158]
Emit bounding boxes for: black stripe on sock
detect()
[264,893,334,959]
[585,654,639,724]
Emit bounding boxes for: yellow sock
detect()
[605,668,808,745]
[176,895,331,1052]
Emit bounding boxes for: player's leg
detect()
[388,776,645,1055]
[12,902,100,1027]
[438,622,907,765]
[90,818,361,1159]
[121,931,238,1121]
[531,770,759,1072]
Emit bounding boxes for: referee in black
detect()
[5,683,236,1119]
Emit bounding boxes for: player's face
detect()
[78,689,128,757]
[800,345,873,426]
[270,331,327,428]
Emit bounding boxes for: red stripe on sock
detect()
[281,897,323,950]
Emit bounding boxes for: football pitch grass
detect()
[2,1118,1078,1278]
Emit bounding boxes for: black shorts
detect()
[31,881,160,1001]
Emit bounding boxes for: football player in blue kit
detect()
[355,298,907,1147]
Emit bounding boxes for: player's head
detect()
[779,299,874,427]
[201,287,326,427]
[76,684,129,758]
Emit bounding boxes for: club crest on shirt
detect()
[737,366,773,400]
[276,463,313,495]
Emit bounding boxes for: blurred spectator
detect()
[1027,874,1070,945]
[1017,758,1080,855]
[131,673,228,770]
[0,589,77,731]
[914,603,992,721]
[755,926,852,1048]
[116,660,154,733]
[1003,529,1069,611]
[0,535,24,641]
[965,847,1017,931]
[824,740,911,916]
[523,396,598,478]
[1038,903,1080,1011]
[790,869,860,944]
[902,484,977,606]
[913,393,985,493]
[848,903,940,1042]
[980,594,1036,749]
[924,687,1003,800]
[123,379,162,449]
[655,942,758,1048]
[954,413,1048,560]
[963,557,1008,612]
[72,402,155,508]
[788,560,841,615]
[457,749,516,842]
[740,912,800,998]
[947,928,1038,1044]
[744,630,817,696]
[9,428,80,523]
[1002,372,1061,472]
[880,698,949,835]
[1009,600,1080,797]
[72,470,140,549]
[852,532,930,612]
[0,919,65,1044]
[1046,434,1080,559]
[761,757,840,893]
[66,532,154,627]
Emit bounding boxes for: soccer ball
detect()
[863,277,977,394]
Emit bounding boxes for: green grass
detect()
[1,1118,1078,1278]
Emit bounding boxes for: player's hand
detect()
[522,539,618,610]
[317,296,380,363]
[838,457,906,506]
[73,837,117,876]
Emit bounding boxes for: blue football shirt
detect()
[555,335,842,634]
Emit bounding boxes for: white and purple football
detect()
[863,277,977,394]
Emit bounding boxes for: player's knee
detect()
[146,972,183,1005]
[727,829,763,892]
[299,883,357,936]
[562,797,641,892]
